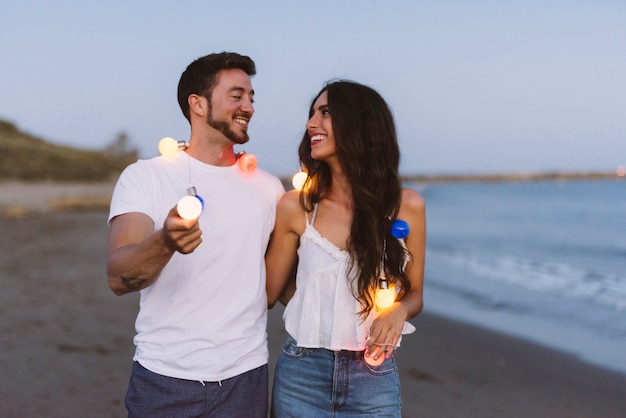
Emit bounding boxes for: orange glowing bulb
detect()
[375,285,396,310]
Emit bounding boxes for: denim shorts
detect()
[125,361,268,417]
[271,335,402,417]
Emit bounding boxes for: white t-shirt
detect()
[109,151,284,382]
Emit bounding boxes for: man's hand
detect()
[162,206,203,254]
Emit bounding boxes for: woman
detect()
[266,80,426,417]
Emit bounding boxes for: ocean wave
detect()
[427,246,626,312]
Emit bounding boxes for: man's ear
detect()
[188,94,208,118]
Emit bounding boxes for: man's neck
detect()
[185,134,237,167]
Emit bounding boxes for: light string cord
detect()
[185,151,198,197]
[253,153,301,173]
[188,152,192,189]
[379,238,387,283]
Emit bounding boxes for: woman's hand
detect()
[365,302,407,362]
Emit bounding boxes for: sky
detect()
[1,0,625,176]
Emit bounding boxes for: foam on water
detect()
[431,245,626,312]
[411,179,626,373]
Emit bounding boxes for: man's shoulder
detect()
[120,154,183,176]
[253,168,286,190]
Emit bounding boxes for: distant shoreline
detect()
[399,170,624,184]
[1,171,622,217]
[276,170,622,189]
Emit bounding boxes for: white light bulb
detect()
[177,195,203,220]
[158,137,179,157]
[291,171,308,191]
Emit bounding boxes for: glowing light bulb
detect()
[365,352,386,367]
[375,279,396,310]
[376,287,396,310]
[364,331,388,366]
[237,152,258,172]
[390,219,409,239]
[291,171,308,191]
[158,137,178,156]
[158,137,187,157]
[177,195,203,220]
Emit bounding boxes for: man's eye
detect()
[232,95,242,100]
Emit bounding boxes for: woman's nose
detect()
[306,114,318,130]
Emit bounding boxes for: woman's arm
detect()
[366,187,426,358]
[395,187,427,319]
[266,190,304,308]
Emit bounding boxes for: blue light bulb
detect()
[390,219,409,239]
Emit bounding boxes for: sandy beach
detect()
[0,182,625,417]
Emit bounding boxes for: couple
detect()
[107,51,426,417]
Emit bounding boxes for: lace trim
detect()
[302,223,348,261]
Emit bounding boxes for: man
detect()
[107,52,284,417]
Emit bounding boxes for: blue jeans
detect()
[271,336,402,417]
[125,361,268,418]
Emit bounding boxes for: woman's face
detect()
[306,91,336,161]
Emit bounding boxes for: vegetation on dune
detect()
[0,119,138,181]
[0,118,620,184]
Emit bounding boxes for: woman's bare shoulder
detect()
[277,189,307,234]
[400,187,425,212]
[278,189,303,212]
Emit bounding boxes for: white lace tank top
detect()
[282,204,415,351]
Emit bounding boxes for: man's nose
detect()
[240,97,254,114]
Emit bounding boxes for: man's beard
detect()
[206,108,250,145]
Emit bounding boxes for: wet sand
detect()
[0,182,624,417]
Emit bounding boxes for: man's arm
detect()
[106,207,202,295]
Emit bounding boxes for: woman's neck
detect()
[326,165,353,210]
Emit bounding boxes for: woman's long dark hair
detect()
[298,80,411,317]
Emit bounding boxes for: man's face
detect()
[206,68,255,144]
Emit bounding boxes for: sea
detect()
[406,178,626,374]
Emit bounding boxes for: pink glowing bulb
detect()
[238,153,258,172]
[365,352,386,367]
